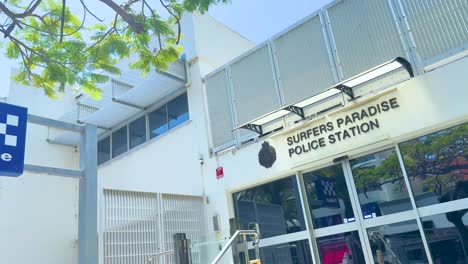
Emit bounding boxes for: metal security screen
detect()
[326,0,409,79]
[103,190,205,264]
[160,194,206,264]
[103,190,160,264]
[399,0,468,65]
[273,15,336,105]
[230,45,281,125]
[204,69,236,149]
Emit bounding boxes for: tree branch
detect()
[79,0,104,22]
[0,0,43,20]
[98,0,145,33]
[60,0,66,42]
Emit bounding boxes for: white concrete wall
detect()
[191,14,254,73]
[0,79,80,264]
[96,11,256,255]
[0,12,255,264]
[97,12,254,194]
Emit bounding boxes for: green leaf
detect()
[89,73,110,83]
[81,82,102,100]
[0,0,229,99]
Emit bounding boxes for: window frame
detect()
[128,114,147,150]
[111,124,129,158]
[96,90,190,166]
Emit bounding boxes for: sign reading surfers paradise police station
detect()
[269,92,401,168]
[0,102,28,177]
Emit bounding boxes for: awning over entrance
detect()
[234,57,414,136]
[48,60,188,146]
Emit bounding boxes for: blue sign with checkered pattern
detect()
[0,102,28,177]
[314,176,340,208]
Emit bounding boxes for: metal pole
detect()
[211,230,259,264]
[23,164,83,178]
[174,233,192,264]
[28,114,83,133]
[78,123,98,264]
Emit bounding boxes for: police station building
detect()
[1,1,468,264]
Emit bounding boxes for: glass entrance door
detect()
[343,147,430,264]
[299,122,468,264]
[228,123,467,264]
[300,152,432,264]
[300,149,435,263]
[300,163,371,263]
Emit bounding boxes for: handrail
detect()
[371,232,402,264]
[211,230,259,264]
[148,250,174,263]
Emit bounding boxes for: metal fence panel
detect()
[161,194,205,264]
[273,15,336,105]
[326,0,409,79]
[103,190,205,264]
[112,79,134,98]
[163,60,187,81]
[398,0,468,65]
[229,45,281,125]
[204,69,236,149]
[103,189,160,264]
[78,103,100,121]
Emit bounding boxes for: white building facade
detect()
[1,1,468,264]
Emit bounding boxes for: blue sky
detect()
[208,0,332,43]
[0,0,332,96]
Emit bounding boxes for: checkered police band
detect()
[0,114,19,147]
[321,179,337,199]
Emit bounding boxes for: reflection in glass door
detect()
[316,231,365,264]
[349,148,413,219]
[367,220,429,264]
[301,164,370,264]
[302,164,356,228]
[249,240,314,264]
[344,148,431,264]
[301,153,434,264]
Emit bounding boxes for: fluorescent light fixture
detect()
[340,57,414,88]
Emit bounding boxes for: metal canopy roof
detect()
[234,57,414,135]
[48,60,187,146]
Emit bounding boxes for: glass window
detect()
[98,136,110,165]
[249,240,313,264]
[421,211,468,264]
[233,176,306,239]
[316,231,366,264]
[367,220,429,264]
[167,93,189,129]
[112,126,128,158]
[129,116,146,149]
[149,105,168,139]
[350,148,413,219]
[302,164,355,229]
[399,123,468,208]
